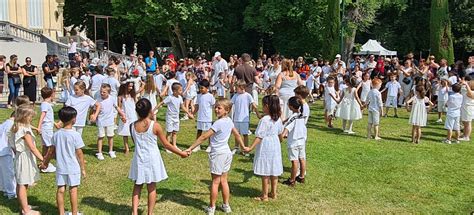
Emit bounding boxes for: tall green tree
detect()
[430,0,454,64]
[322,0,340,60]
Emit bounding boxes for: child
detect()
[140,74,158,116]
[193,79,216,152]
[443,83,463,144]
[37,87,57,173]
[129,69,143,97]
[40,107,86,215]
[161,72,179,97]
[406,85,433,144]
[359,72,371,105]
[336,77,363,134]
[65,81,101,135]
[90,68,106,99]
[436,79,449,123]
[153,69,166,98]
[323,76,338,128]
[243,95,283,200]
[101,67,121,97]
[366,78,384,140]
[252,82,263,106]
[459,80,474,141]
[9,105,43,215]
[282,97,307,187]
[95,84,126,160]
[215,72,226,98]
[155,83,193,152]
[117,82,138,154]
[129,98,189,215]
[0,112,16,199]
[182,72,197,120]
[381,73,402,117]
[69,68,80,96]
[293,85,310,124]
[231,80,260,155]
[186,98,246,214]
[305,72,315,103]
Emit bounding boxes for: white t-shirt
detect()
[40,102,54,129]
[437,86,449,102]
[197,93,215,123]
[322,65,332,79]
[446,93,463,117]
[70,77,78,95]
[448,76,458,85]
[68,42,77,54]
[166,79,179,96]
[231,92,254,122]
[209,117,233,155]
[96,96,118,127]
[176,71,187,88]
[367,89,383,112]
[101,76,120,97]
[212,59,228,81]
[0,119,14,156]
[285,113,307,148]
[66,95,96,127]
[90,74,106,93]
[129,76,142,93]
[302,103,310,124]
[385,81,401,97]
[154,74,166,92]
[164,95,183,122]
[81,75,91,89]
[52,128,85,175]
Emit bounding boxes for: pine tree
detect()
[430,0,455,64]
[322,0,341,61]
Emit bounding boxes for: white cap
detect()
[335,54,341,58]
[214,51,221,58]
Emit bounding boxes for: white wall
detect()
[0,42,47,66]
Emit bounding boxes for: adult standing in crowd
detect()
[5,55,21,108]
[268,56,281,86]
[332,54,346,71]
[467,56,474,79]
[192,56,207,83]
[81,39,91,60]
[42,55,58,89]
[233,53,259,94]
[0,55,5,95]
[398,59,413,106]
[68,38,77,61]
[145,51,158,75]
[275,58,303,119]
[21,57,39,105]
[437,59,450,80]
[211,51,228,92]
[136,55,147,77]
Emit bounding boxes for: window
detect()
[28,0,43,28]
[0,0,8,21]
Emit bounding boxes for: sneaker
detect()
[347,130,356,134]
[96,153,105,160]
[442,139,452,144]
[343,130,349,133]
[108,151,117,159]
[41,163,57,173]
[66,212,83,215]
[248,130,252,135]
[205,206,216,215]
[6,194,16,199]
[219,204,232,213]
[243,153,250,157]
[436,119,443,123]
[454,139,460,144]
[205,146,212,153]
[192,145,201,152]
[458,136,470,141]
[374,136,382,140]
[180,115,189,121]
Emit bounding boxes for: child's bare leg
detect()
[290,160,298,181]
[374,125,380,139]
[367,123,372,139]
[394,108,398,116]
[56,186,65,215]
[172,132,177,147]
[384,107,389,116]
[123,136,129,154]
[108,136,114,152]
[447,130,452,140]
[210,174,221,207]
[17,185,30,214]
[417,127,422,143]
[167,132,172,145]
[146,183,156,215]
[196,130,202,139]
[269,176,278,199]
[42,145,48,157]
[97,137,103,153]
[438,112,442,120]
[132,184,142,215]
[299,159,306,178]
[411,126,416,143]
[454,130,460,140]
[462,121,471,139]
[243,135,248,147]
[342,120,347,131]
[70,186,78,215]
[260,176,269,200]
[324,111,328,124]
[348,120,354,132]
[220,173,230,205]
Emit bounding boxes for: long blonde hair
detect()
[60,68,70,85]
[11,104,35,133]
[281,59,294,77]
[144,74,156,93]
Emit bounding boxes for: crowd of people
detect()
[0,47,473,215]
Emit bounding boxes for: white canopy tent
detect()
[356,39,397,56]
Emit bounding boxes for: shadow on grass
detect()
[233,168,254,183]
[0,195,59,214]
[157,188,207,210]
[82,196,135,215]
[0,195,19,213]
[200,180,261,198]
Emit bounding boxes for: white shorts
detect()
[73,126,84,135]
[438,100,447,113]
[98,125,115,138]
[324,102,336,115]
[385,96,398,108]
[461,105,473,122]
[208,153,232,175]
[41,129,54,147]
[288,145,306,161]
[445,116,460,131]
[197,121,212,131]
[234,122,249,135]
[0,155,16,197]
[166,120,180,132]
[56,173,81,187]
[368,111,380,125]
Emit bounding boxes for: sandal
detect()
[268,192,277,199]
[282,178,295,187]
[296,176,305,184]
[253,196,269,201]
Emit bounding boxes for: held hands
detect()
[81,170,86,179]
[90,115,97,123]
[242,147,251,153]
[182,149,192,158]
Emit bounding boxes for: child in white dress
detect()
[305,73,315,103]
[336,77,363,134]
[323,77,338,128]
[59,69,70,102]
[129,98,189,215]
[187,98,246,214]
[406,85,433,144]
[182,72,197,120]
[0,112,16,199]
[359,72,371,105]
[215,72,226,98]
[9,105,43,215]
[64,81,100,135]
[244,95,284,201]
[117,82,138,154]
[141,74,158,117]
[459,80,474,141]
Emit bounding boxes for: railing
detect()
[0,21,41,42]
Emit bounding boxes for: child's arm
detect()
[193,104,199,115]
[181,103,194,119]
[155,100,165,113]
[336,92,344,104]
[462,80,474,98]
[40,145,55,170]
[114,104,127,123]
[186,129,215,152]
[231,127,246,149]
[426,97,435,112]
[281,128,289,138]
[354,89,363,108]
[36,110,46,133]
[160,85,169,97]
[251,103,261,119]
[154,123,189,158]
[76,148,86,178]
[24,133,43,162]
[244,137,262,153]
[90,102,101,123]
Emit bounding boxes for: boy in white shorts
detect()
[194,79,216,152]
[156,83,193,153]
[95,84,126,160]
[0,112,16,199]
[443,84,463,144]
[37,87,57,173]
[381,73,402,118]
[231,80,260,155]
[41,106,86,215]
[366,78,384,140]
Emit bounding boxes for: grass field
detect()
[0,100,473,214]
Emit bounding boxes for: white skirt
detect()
[253,137,283,176]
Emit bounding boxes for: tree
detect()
[430,0,454,64]
[322,0,340,61]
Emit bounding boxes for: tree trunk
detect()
[322,0,341,61]
[430,0,454,64]
[172,23,188,58]
[343,27,356,66]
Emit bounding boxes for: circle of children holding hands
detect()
[0,51,473,215]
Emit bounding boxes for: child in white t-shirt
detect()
[305,73,315,103]
[69,68,80,96]
[366,78,384,140]
[443,84,463,144]
[154,69,166,96]
[294,85,310,124]
[231,80,260,155]
[381,73,402,117]
[161,72,179,97]
[0,112,16,199]
[64,81,100,135]
[41,107,86,215]
[186,98,245,215]
[95,84,126,160]
[90,70,106,99]
[215,72,227,98]
[101,67,121,97]
[323,77,338,128]
[436,79,449,123]
[37,87,57,173]
[156,83,193,152]
[193,79,216,152]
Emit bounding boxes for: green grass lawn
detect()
[0,100,473,214]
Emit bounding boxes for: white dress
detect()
[142,91,157,110]
[253,116,283,176]
[185,82,197,100]
[336,87,362,120]
[409,96,429,126]
[60,84,69,103]
[9,127,40,185]
[360,80,371,103]
[128,121,168,184]
[117,96,138,136]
